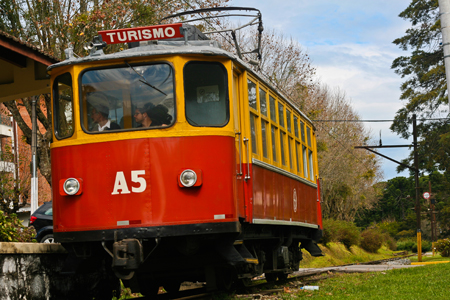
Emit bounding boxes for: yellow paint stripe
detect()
[411,261,450,265]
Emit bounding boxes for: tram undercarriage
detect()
[62,222,322,297]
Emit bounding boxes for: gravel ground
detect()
[382,258,411,265]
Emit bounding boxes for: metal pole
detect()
[30,97,38,214]
[439,0,450,105]
[429,181,435,256]
[413,114,422,262]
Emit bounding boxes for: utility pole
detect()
[413,114,422,262]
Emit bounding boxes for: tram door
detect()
[233,70,246,219]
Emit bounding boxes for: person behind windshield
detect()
[134,102,155,127]
[88,92,121,131]
[148,104,173,126]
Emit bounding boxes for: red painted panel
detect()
[51,136,238,233]
[251,164,319,225]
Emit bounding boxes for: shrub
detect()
[382,233,397,251]
[411,240,432,253]
[435,239,450,257]
[0,210,36,242]
[360,229,383,253]
[397,239,415,251]
[322,219,360,249]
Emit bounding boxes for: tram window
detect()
[269,95,276,123]
[271,126,277,162]
[280,132,286,166]
[296,142,301,173]
[250,114,258,154]
[288,137,293,170]
[278,103,285,128]
[261,119,269,159]
[80,63,175,132]
[286,110,291,133]
[309,149,314,180]
[307,127,312,147]
[259,88,267,116]
[294,116,299,138]
[248,80,257,110]
[300,121,305,143]
[184,62,228,126]
[303,146,308,178]
[53,73,74,139]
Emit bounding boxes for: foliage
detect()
[383,233,398,251]
[322,219,360,249]
[434,238,450,257]
[0,211,35,242]
[397,238,432,253]
[391,0,450,175]
[360,228,384,253]
[301,86,383,221]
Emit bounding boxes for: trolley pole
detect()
[413,114,422,262]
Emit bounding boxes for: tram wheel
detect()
[265,273,277,282]
[163,281,181,293]
[217,267,236,291]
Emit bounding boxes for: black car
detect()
[29,201,54,243]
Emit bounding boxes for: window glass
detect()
[269,95,276,123]
[300,121,305,143]
[309,149,314,180]
[185,62,228,126]
[81,63,175,132]
[259,88,267,116]
[303,146,308,178]
[44,208,53,216]
[286,110,291,133]
[296,142,301,173]
[53,73,74,139]
[280,132,286,166]
[271,126,277,162]
[248,80,257,110]
[250,114,258,154]
[278,103,285,128]
[294,116,299,138]
[307,127,312,147]
[261,119,269,159]
[288,137,293,170]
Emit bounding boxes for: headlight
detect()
[63,178,80,195]
[179,170,197,187]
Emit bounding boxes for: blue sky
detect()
[231,0,414,180]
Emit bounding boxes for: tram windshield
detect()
[80,63,174,132]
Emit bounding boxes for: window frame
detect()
[78,61,177,134]
[183,61,230,128]
[53,72,74,140]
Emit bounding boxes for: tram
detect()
[48,7,323,298]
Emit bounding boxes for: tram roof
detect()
[48,40,314,128]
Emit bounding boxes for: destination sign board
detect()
[99,24,184,44]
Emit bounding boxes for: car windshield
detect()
[80,63,175,132]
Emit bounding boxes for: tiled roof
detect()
[0,29,60,63]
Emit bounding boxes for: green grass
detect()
[273,263,450,299]
[409,254,450,262]
[299,243,398,268]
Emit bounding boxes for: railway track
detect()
[131,255,415,300]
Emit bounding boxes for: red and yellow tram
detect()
[49,13,323,298]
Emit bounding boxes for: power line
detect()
[313,118,450,122]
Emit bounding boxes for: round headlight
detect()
[63,178,80,195]
[180,170,197,187]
